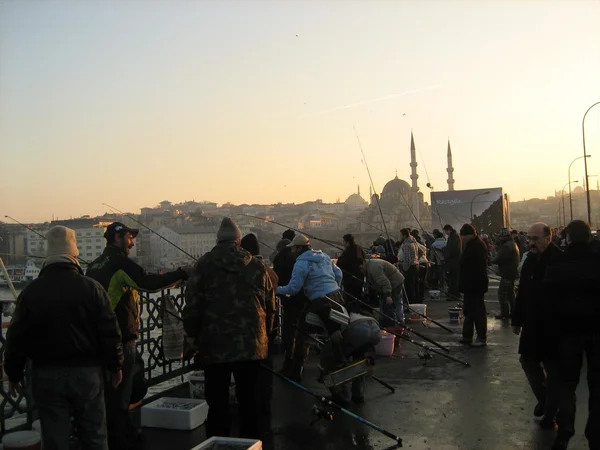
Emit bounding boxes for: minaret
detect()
[410,131,420,221]
[447,140,455,191]
[357,185,360,196]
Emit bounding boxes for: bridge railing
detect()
[0,285,193,437]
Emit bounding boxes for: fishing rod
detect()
[262,364,403,445]
[102,203,197,261]
[395,189,428,235]
[0,253,44,259]
[356,220,401,242]
[238,214,345,251]
[4,216,90,265]
[353,126,392,248]
[207,213,276,252]
[4,215,46,240]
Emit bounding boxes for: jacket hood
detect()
[297,249,328,264]
[205,242,253,272]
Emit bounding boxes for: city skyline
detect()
[1,1,599,223]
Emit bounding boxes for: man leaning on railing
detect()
[4,226,124,450]
[86,222,192,450]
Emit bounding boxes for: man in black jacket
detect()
[5,226,124,450]
[493,228,520,320]
[86,222,190,450]
[546,220,600,450]
[273,238,309,380]
[458,224,489,347]
[443,224,462,301]
[512,223,562,429]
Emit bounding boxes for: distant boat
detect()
[0,259,41,287]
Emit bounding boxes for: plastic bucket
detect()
[409,304,427,321]
[2,431,41,450]
[374,331,395,357]
[448,307,462,323]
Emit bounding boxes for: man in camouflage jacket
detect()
[183,217,275,440]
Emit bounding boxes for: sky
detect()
[1,0,600,223]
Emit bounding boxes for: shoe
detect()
[471,340,487,348]
[533,402,545,417]
[351,395,365,404]
[551,436,570,450]
[539,416,557,429]
[459,338,472,345]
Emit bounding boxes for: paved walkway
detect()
[141,278,592,450]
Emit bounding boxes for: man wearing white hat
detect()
[5,226,124,450]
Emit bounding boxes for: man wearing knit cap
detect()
[86,222,191,450]
[5,226,124,450]
[458,224,489,347]
[183,217,276,439]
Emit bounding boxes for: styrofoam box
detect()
[409,303,427,320]
[141,397,208,430]
[192,436,262,450]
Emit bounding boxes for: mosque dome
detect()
[382,175,411,197]
[345,193,368,208]
[573,186,585,194]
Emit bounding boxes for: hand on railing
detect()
[8,381,21,398]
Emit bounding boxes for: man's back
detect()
[5,262,123,377]
[184,243,276,366]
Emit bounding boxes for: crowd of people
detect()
[4,217,600,450]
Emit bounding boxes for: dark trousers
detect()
[556,334,600,443]
[105,341,138,450]
[204,360,262,439]
[462,293,487,341]
[498,278,516,317]
[519,354,560,419]
[281,296,310,374]
[32,365,107,450]
[446,266,460,300]
[404,265,420,305]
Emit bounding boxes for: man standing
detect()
[86,222,190,450]
[512,223,561,429]
[546,220,600,450]
[398,228,421,304]
[458,224,489,347]
[443,224,462,301]
[364,257,405,326]
[5,226,124,450]
[183,218,276,439]
[493,228,520,320]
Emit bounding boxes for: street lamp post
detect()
[569,155,591,221]
[582,101,600,225]
[561,181,578,227]
[470,191,491,224]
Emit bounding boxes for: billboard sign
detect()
[430,188,508,235]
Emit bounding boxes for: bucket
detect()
[374,331,395,357]
[429,290,440,300]
[409,304,427,321]
[448,307,462,323]
[2,431,41,450]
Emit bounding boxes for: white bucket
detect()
[409,304,427,321]
[374,331,395,357]
[2,431,41,450]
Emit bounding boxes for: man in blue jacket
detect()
[276,234,344,337]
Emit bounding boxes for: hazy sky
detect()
[2,0,600,223]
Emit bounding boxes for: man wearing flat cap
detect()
[86,222,191,450]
